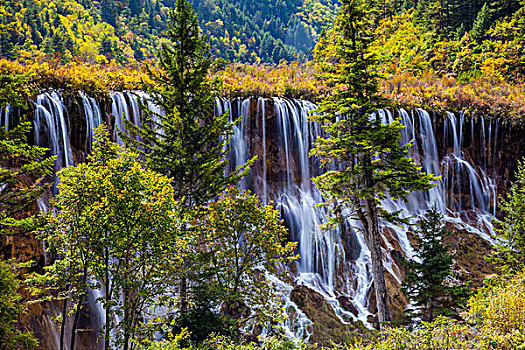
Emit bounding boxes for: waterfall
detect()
[110,91,143,145]
[80,92,103,150]
[34,91,74,191]
[23,90,501,341]
[1,105,11,130]
[226,98,500,333]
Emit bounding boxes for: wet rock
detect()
[291,284,371,347]
[337,296,359,317]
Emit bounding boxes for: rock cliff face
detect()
[2,91,524,348]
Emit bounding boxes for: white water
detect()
[223,98,500,334]
[33,91,74,192]
[30,92,500,341]
[1,104,11,130]
[80,92,103,150]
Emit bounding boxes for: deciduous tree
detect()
[201,187,298,329]
[0,260,38,350]
[38,126,186,350]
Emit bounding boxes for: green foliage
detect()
[468,271,525,349]
[123,0,252,207]
[0,0,339,64]
[0,260,38,350]
[0,121,54,235]
[311,0,436,327]
[471,2,491,41]
[0,67,54,237]
[371,11,432,76]
[338,316,477,350]
[138,332,318,350]
[492,160,525,275]
[38,125,186,349]
[201,187,298,328]
[402,208,469,323]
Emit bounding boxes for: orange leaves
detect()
[0,58,147,97]
[214,61,325,101]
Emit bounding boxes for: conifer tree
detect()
[402,208,468,322]
[311,0,436,330]
[0,70,54,237]
[492,160,525,275]
[121,0,254,319]
[122,0,252,208]
[471,2,490,40]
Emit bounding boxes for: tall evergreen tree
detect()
[311,0,436,330]
[492,160,525,275]
[471,2,490,40]
[122,0,252,208]
[402,208,468,322]
[121,0,254,317]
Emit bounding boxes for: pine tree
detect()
[471,2,490,41]
[311,0,436,330]
[121,0,254,317]
[492,160,525,275]
[122,0,252,208]
[0,70,54,237]
[402,208,468,322]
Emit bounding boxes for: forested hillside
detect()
[0,0,338,63]
[1,0,523,65]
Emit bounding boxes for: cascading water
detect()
[1,105,11,130]
[33,91,74,192]
[225,98,500,332]
[80,92,103,150]
[111,91,143,145]
[27,91,502,343]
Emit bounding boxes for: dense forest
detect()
[0,0,338,63]
[1,0,524,64]
[3,0,525,349]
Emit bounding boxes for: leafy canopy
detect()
[201,187,298,328]
[0,260,38,350]
[39,126,186,349]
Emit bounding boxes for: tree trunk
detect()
[364,195,391,330]
[180,274,188,314]
[60,296,68,350]
[104,249,110,350]
[366,197,390,331]
[70,296,83,350]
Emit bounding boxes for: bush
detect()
[469,271,525,349]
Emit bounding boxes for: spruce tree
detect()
[402,208,468,322]
[121,0,253,318]
[0,70,54,237]
[122,0,251,208]
[311,0,436,330]
[492,160,525,275]
[471,2,490,41]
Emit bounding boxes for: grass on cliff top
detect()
[2,58,525,119]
